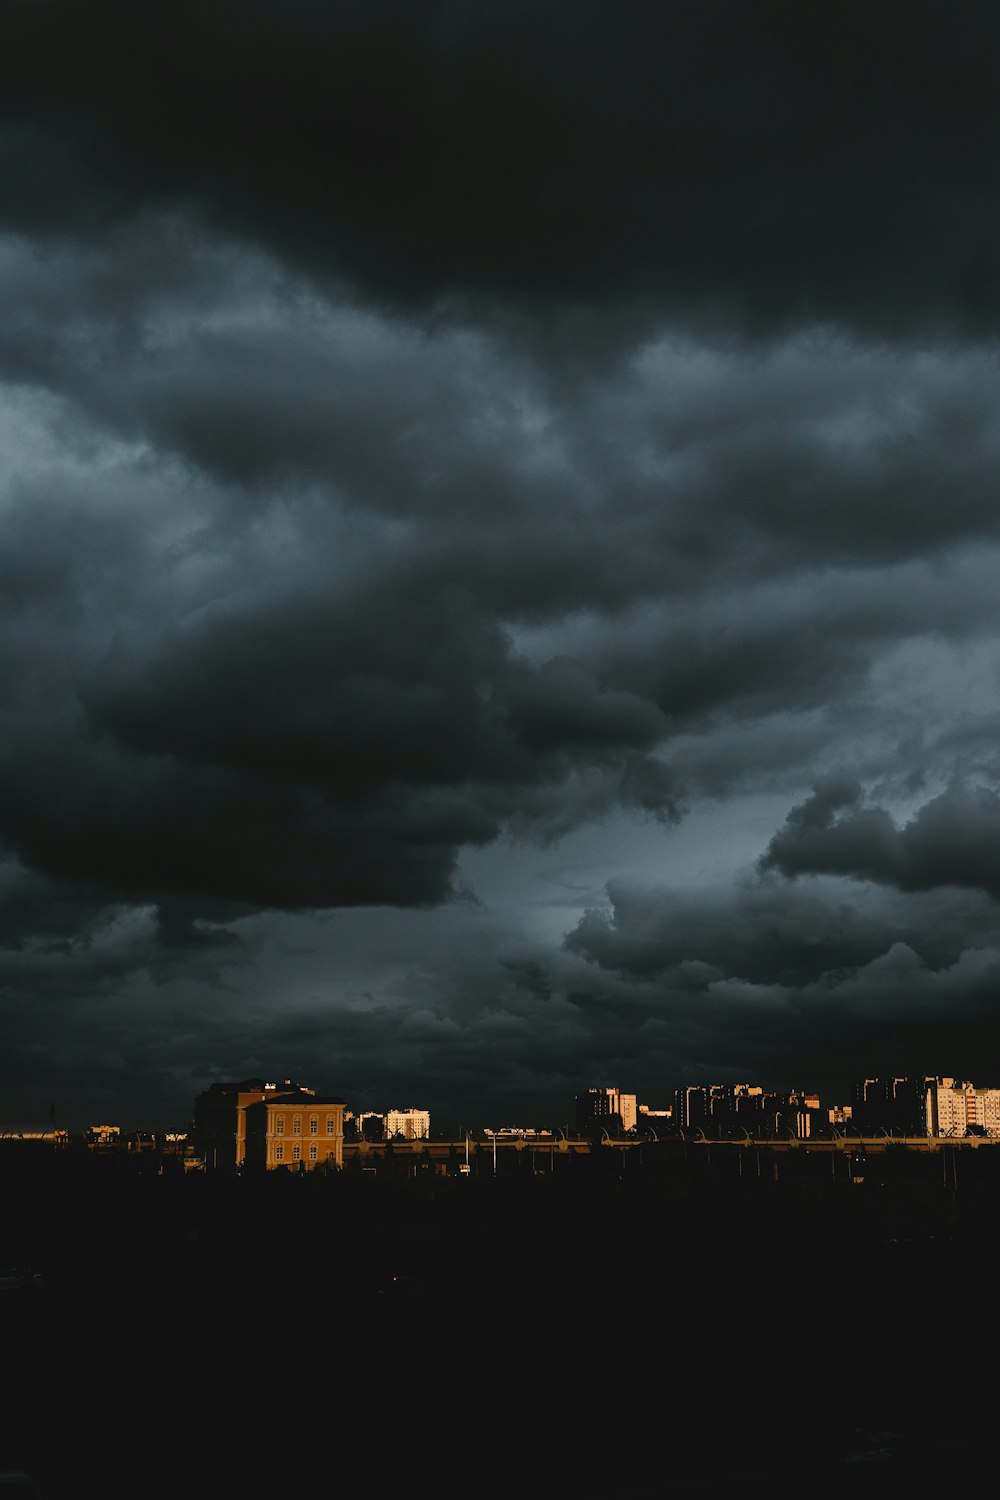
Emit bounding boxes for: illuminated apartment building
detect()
[925,1078,1000,1137]
[243,1089,345,1170]
[575,1088,637,1134]
[194,1077,314,1170]
[385,1108,430,1140]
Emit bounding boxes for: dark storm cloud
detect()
[0,450,683,919]
[0,894,652,1128]
[7,233,1000,594]
[762,777,1000,901]
[0,852,118,955]
[5,0,1000,1128]
[0,847,250,1124]
[3,0,1000,339]
[2,278,1000,920]
[565,869,1000,984]
[564,872,1000,1091]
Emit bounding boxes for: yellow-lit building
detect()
[244,1091,345,1171]
[194,1077,313,1170]
[926,1078,1000,1136]
[385,1108,430,1140]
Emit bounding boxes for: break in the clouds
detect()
[2,1,1000,1127]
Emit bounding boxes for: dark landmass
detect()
[1,1144,996,1498]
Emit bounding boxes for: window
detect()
[326,1116,335,1135]
[309,1117,318,1135]
[292,1144,301,1161]
[276,1116,285,1135]
[293,1116,301,1135]
[309,1144,318,1160]
[275,1144,284,1162]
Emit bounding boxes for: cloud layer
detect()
[2,2,1000,1126]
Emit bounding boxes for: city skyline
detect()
[11,1066,1000,1139]
[3,4,1000,1132]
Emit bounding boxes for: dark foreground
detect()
[1,1149,996,1499]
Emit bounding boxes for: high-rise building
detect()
[385,1108,430,1140]
[673,1083,762,1131]
[925,1078,1000,1137]
[672,1086,709,1131]
[852,1076,932,1134]
[673,1083,819,1136]
[355,1111,386,1140]
[575,1087,637,1135]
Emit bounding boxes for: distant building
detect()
[355,1111,387,1140]
[759,1090,820,1139]
[244,1090,345,1170]
[87,1124,121,1150]
[729,1086,765,1130]
[160,1132,190,1157]
[0,1127,69,1147]
[925,1078,1000,1137]
[575,1088,637,1135]
[672,1086,709,1131]
[385,1108,430,1140]
[194,1078,314,1170]
[673,1083,763,1132]
[852,1077,930,1134]
[672,1084,821,1137]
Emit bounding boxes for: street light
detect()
[737,1126,751,1180]
[830,1130,843,1181]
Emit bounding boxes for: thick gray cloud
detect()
[3,1,1000,342]
[762,778,1000,900]
[3,2,1000,1127]
[564,873,1000,1093]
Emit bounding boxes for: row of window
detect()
[274,1143,338,1162]
[274,1116,337,1136]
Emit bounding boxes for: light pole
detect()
[831,1127,843,1181]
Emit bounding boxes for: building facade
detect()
[194,1078,314,1170]
[243,1091,345,1170]
[385,1108,430,1140]
[575,1088,637,1135]
[925,1078,1000,1137]
[852,1076,931,1134]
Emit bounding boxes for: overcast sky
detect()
[3,0,1000,1131]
